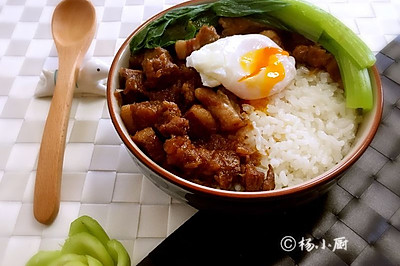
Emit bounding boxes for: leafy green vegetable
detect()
[26,216,131,266]
[269,0,324,43]
[337,50,373,109]
[270,0,375,69]
[128,0,376,109]
[271,0,375,109]
[318,31,373,110]
[210,0,288,17]
[129,0,289,54]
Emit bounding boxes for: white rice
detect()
[243,66,360,189]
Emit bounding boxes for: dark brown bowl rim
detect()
[107,0,384,199]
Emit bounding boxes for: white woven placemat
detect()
[0,0,398,265]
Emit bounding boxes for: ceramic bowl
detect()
[107,0,383,213]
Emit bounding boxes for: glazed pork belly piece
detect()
[118,68,147,103]
[293,44,341,82]
[120,100,188,138]
[195,87,246,132]
[132,127,165,164]
[175,25,220,60]
[164,135,242,190]
[184,104,218,138]
[141,47,179,88]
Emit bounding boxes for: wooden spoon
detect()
[34,0,96,225]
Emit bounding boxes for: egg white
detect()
[186,34,296,100]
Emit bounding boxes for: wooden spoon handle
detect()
[34,54,78,225]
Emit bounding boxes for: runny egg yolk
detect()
[239,47,289,95]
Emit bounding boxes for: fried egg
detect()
[186,34,296,100]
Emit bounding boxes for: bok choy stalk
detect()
[336,50,373,109]
[26,216,131,266]
[269,0,375,69]
[270,0,375,109]
[129,0,376,110]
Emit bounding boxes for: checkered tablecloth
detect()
[0,0,399,265]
